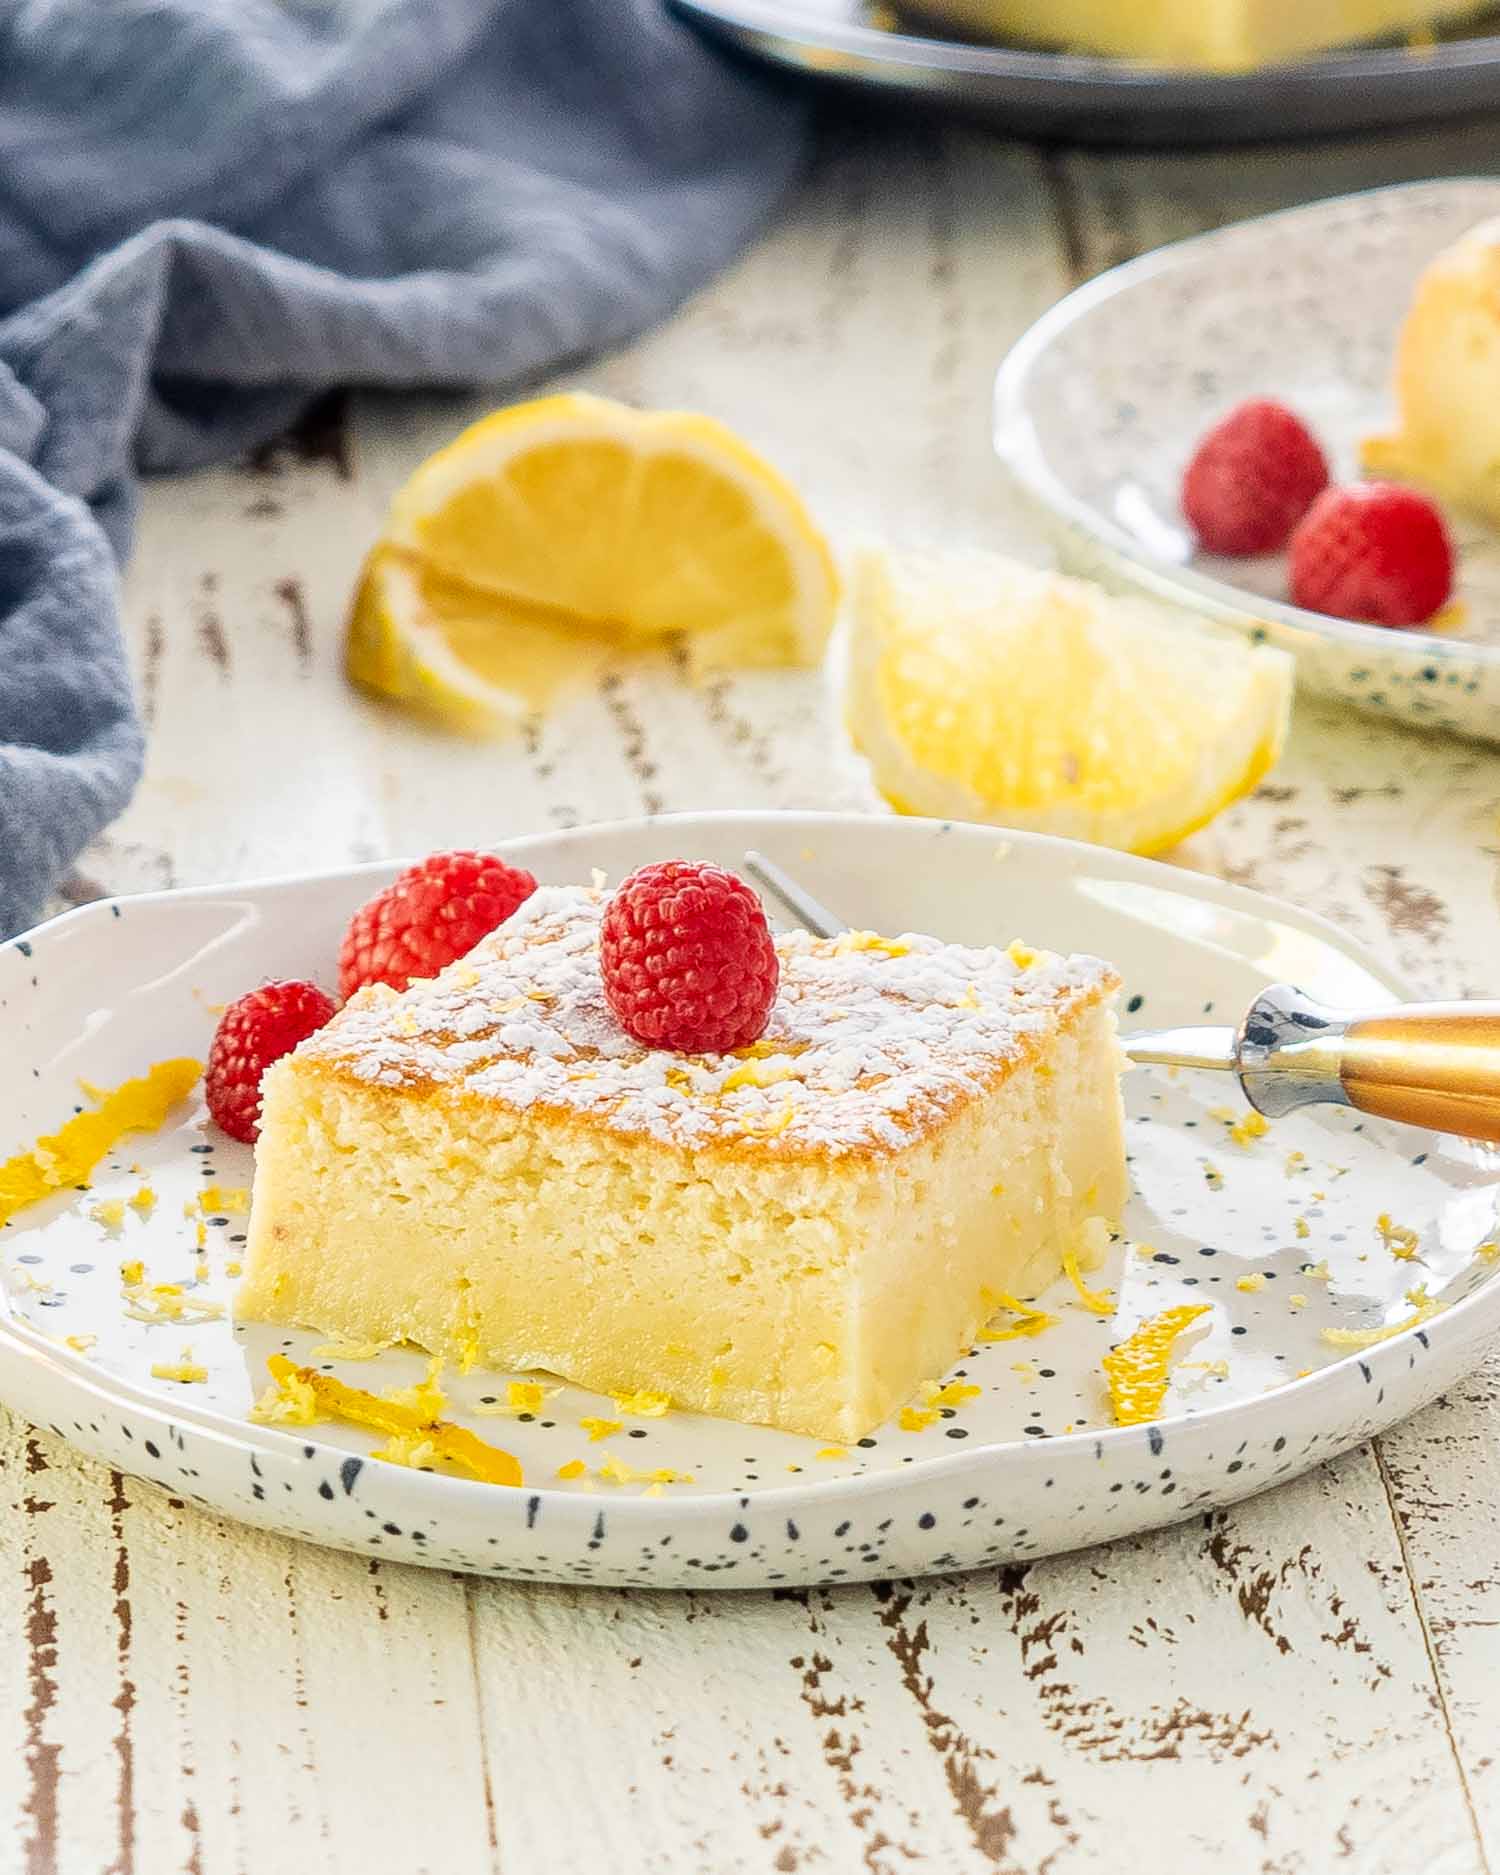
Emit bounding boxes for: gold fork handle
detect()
[1341,1003,1500,1145]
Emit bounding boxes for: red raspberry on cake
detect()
[339,850,538,999]
[600,860,780,1054]
[1181,398,1329,556]
[206,980,336,1143]
[1289,481,1453,628]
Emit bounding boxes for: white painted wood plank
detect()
[471,1451,1477,1873]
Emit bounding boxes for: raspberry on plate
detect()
[206,981,337,1144]
[600,860,780,1054]
[1181,398,1329,557]
[339,850,538,999]
[1288,481,1453,629]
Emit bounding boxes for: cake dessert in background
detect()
[900,0,1491,69]
[1363,217,1500,528]
[235,864,1128,1443]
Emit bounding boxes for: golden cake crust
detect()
[291,886,1120,1164]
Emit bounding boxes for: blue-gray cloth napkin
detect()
[0,0,805,937]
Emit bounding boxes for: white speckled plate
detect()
[4,811,1499,1587]
[994,177,1500,746]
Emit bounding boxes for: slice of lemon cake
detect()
[237,886,1127,1441]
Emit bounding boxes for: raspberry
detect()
[205,981,336,1144]
[1181,398,1329,556]
[339,850,538,999]
[600,861,779,1054]
[1288,481,1453,628]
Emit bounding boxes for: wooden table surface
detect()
[12,102,1500,1875]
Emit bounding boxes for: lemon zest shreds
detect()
[121,1263,225,1326]
[1228,1110,1269,1147]
[978,1293,1056,1341]
[1062,1244,1114,1317]
[580,1416,622,1443]
[834,930,910,958]
[1376,1213,1421,1260]
[595,1451,694,1487]
[1102,1305,1212,1427]
[815,1446,847,1460]
[1235,1271,1266,1294]
[251,1355,522,1486]
[556,1459,587,1481]
[474,1379,559,1417]
[1203,1163,1224,1190]
[127,1185,156,1216]
[1294,1217,1311,1240]
[63,1333,97,1355]
[310,1337,391,1362]
[119,1259,145,1287]
[198,1186,249,1215]
[151,1349,208,1384]
[923,1379,982,1408]
[611,1388,672,1418]
[1478,1241,1500,1263]
[371,1431,440,1471]
[900,1406,940,1432]
[720,1060,796,1094]
[1320,1287,1444,1350]
[250,1364,324,1427]
[0,1059,201,1227]
[90,1198,127,1230]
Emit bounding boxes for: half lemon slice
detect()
[363,393,837,704]
[846,547,1293,856]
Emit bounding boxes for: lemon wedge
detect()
[846,547,1293,856]
[355,393,837,721]
[346,548,618,730]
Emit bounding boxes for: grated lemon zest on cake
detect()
[1228,1110,1269,1148]
[720,1059,797,1094]
[899,1405,939,1432]
[955,982,981,1010]
[1006,940,1039,970]
[310,1337,392,1361]
[835,930,911,958]
[127,1185,156,1216]
[1101,1304,1212,1426]
[151,1348,208,1384]
[1235,1271,1266,1293]
[1320,1286,1443,1349]
[0,1059,200,1227]
[63,1333,97,1355]
[251,1355,522,1485]
[556,1458,587,1480]
[198,1186,249,1214]
[580,1416,622,1442]
[1376,1213,1421,1260]
[90,1198,127,1230]
[1062,1243,1113,1317]
[611,1388,672,1418]
[978,1293,1056,1341]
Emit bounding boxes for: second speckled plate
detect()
[3,811,1499,1587]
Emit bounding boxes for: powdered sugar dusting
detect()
[296,887,1119,1158]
